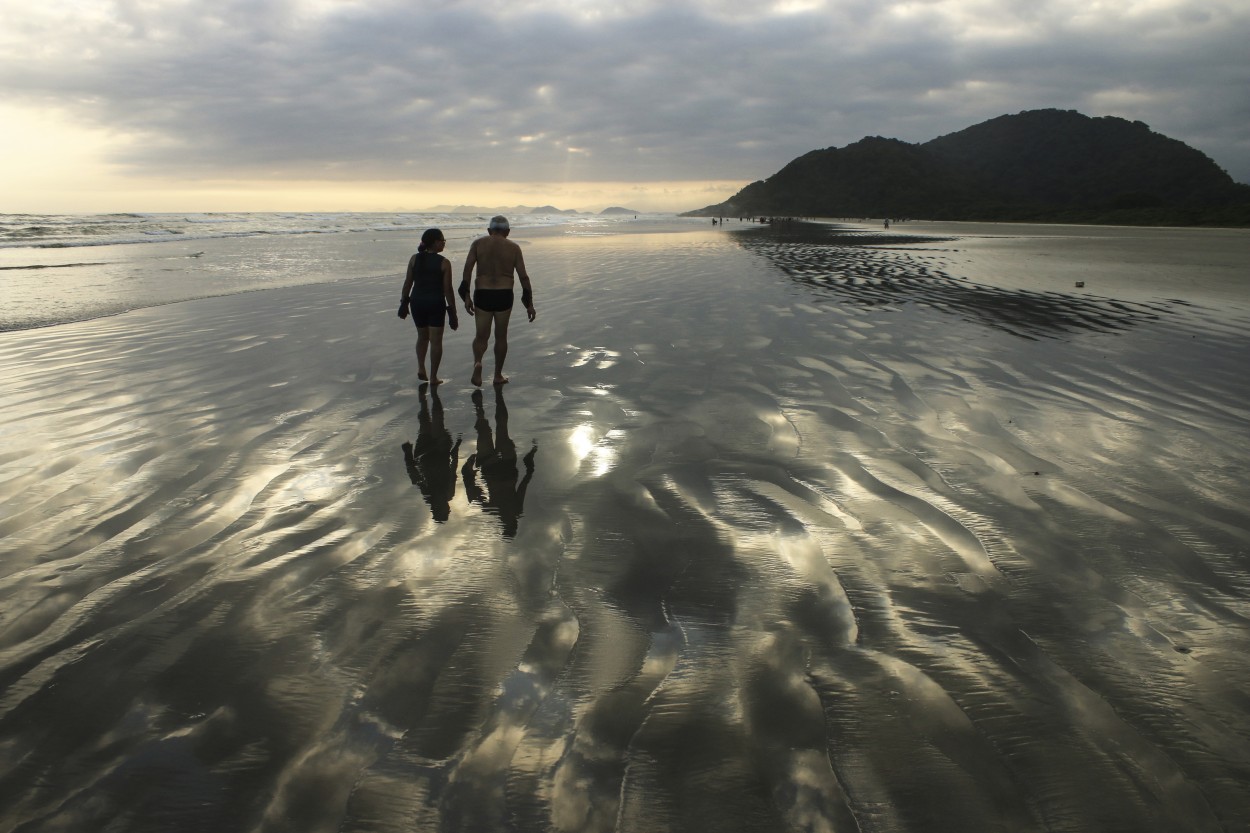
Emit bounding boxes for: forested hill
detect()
[689,110,1250,226]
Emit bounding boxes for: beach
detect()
[2,217,1249,832]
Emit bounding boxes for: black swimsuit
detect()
[408,252,448,328]
[473,288,514,313]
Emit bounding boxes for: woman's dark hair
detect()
[417,228,445,253]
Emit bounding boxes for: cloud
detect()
[1,0,1248,189]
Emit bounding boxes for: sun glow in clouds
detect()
[772,0,825,13]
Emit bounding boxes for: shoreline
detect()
[5,216,1248,336]
[0,216,710,334]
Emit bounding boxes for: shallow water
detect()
[0,212,697,331]
[1,221,1248,832]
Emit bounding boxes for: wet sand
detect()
[1,221,1249,832]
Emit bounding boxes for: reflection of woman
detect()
[398,228,458,384]
[463,388,537,539]
[402,386,460,523]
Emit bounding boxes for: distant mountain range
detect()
[687,109,1250,226]
[424,204,583,215]
[422,204,640,216]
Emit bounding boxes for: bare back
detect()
[466,234,527,289]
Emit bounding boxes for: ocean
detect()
[0,211,679,332]
[1,216,1249,832]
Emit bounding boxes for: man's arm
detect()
[460,243,476,315]
[516,248,536,322]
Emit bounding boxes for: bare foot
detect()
[418,369,428,381]
[471,363,483,387]
[430,376,444,386]
[493,375,509,386]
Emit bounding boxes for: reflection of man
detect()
[462,388,537,539]
[402,385,460,523]
[459,216,536,387]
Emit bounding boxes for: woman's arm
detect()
[398,254,418,318]
[441,260,459,330]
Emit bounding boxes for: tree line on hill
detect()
[687,109,1250,227]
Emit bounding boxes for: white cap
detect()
[488,215,510,231]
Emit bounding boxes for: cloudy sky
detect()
[2,0,1248,213]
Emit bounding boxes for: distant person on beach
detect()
[399,228,458,384]
[459,216,536,387]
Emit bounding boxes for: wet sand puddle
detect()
[0,223,1248,832]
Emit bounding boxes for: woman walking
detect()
[398,228,459,384]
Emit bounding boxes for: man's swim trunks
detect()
[473,288,514,312]
[410,298,447,328]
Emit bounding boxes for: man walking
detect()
[458,216,536,386]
